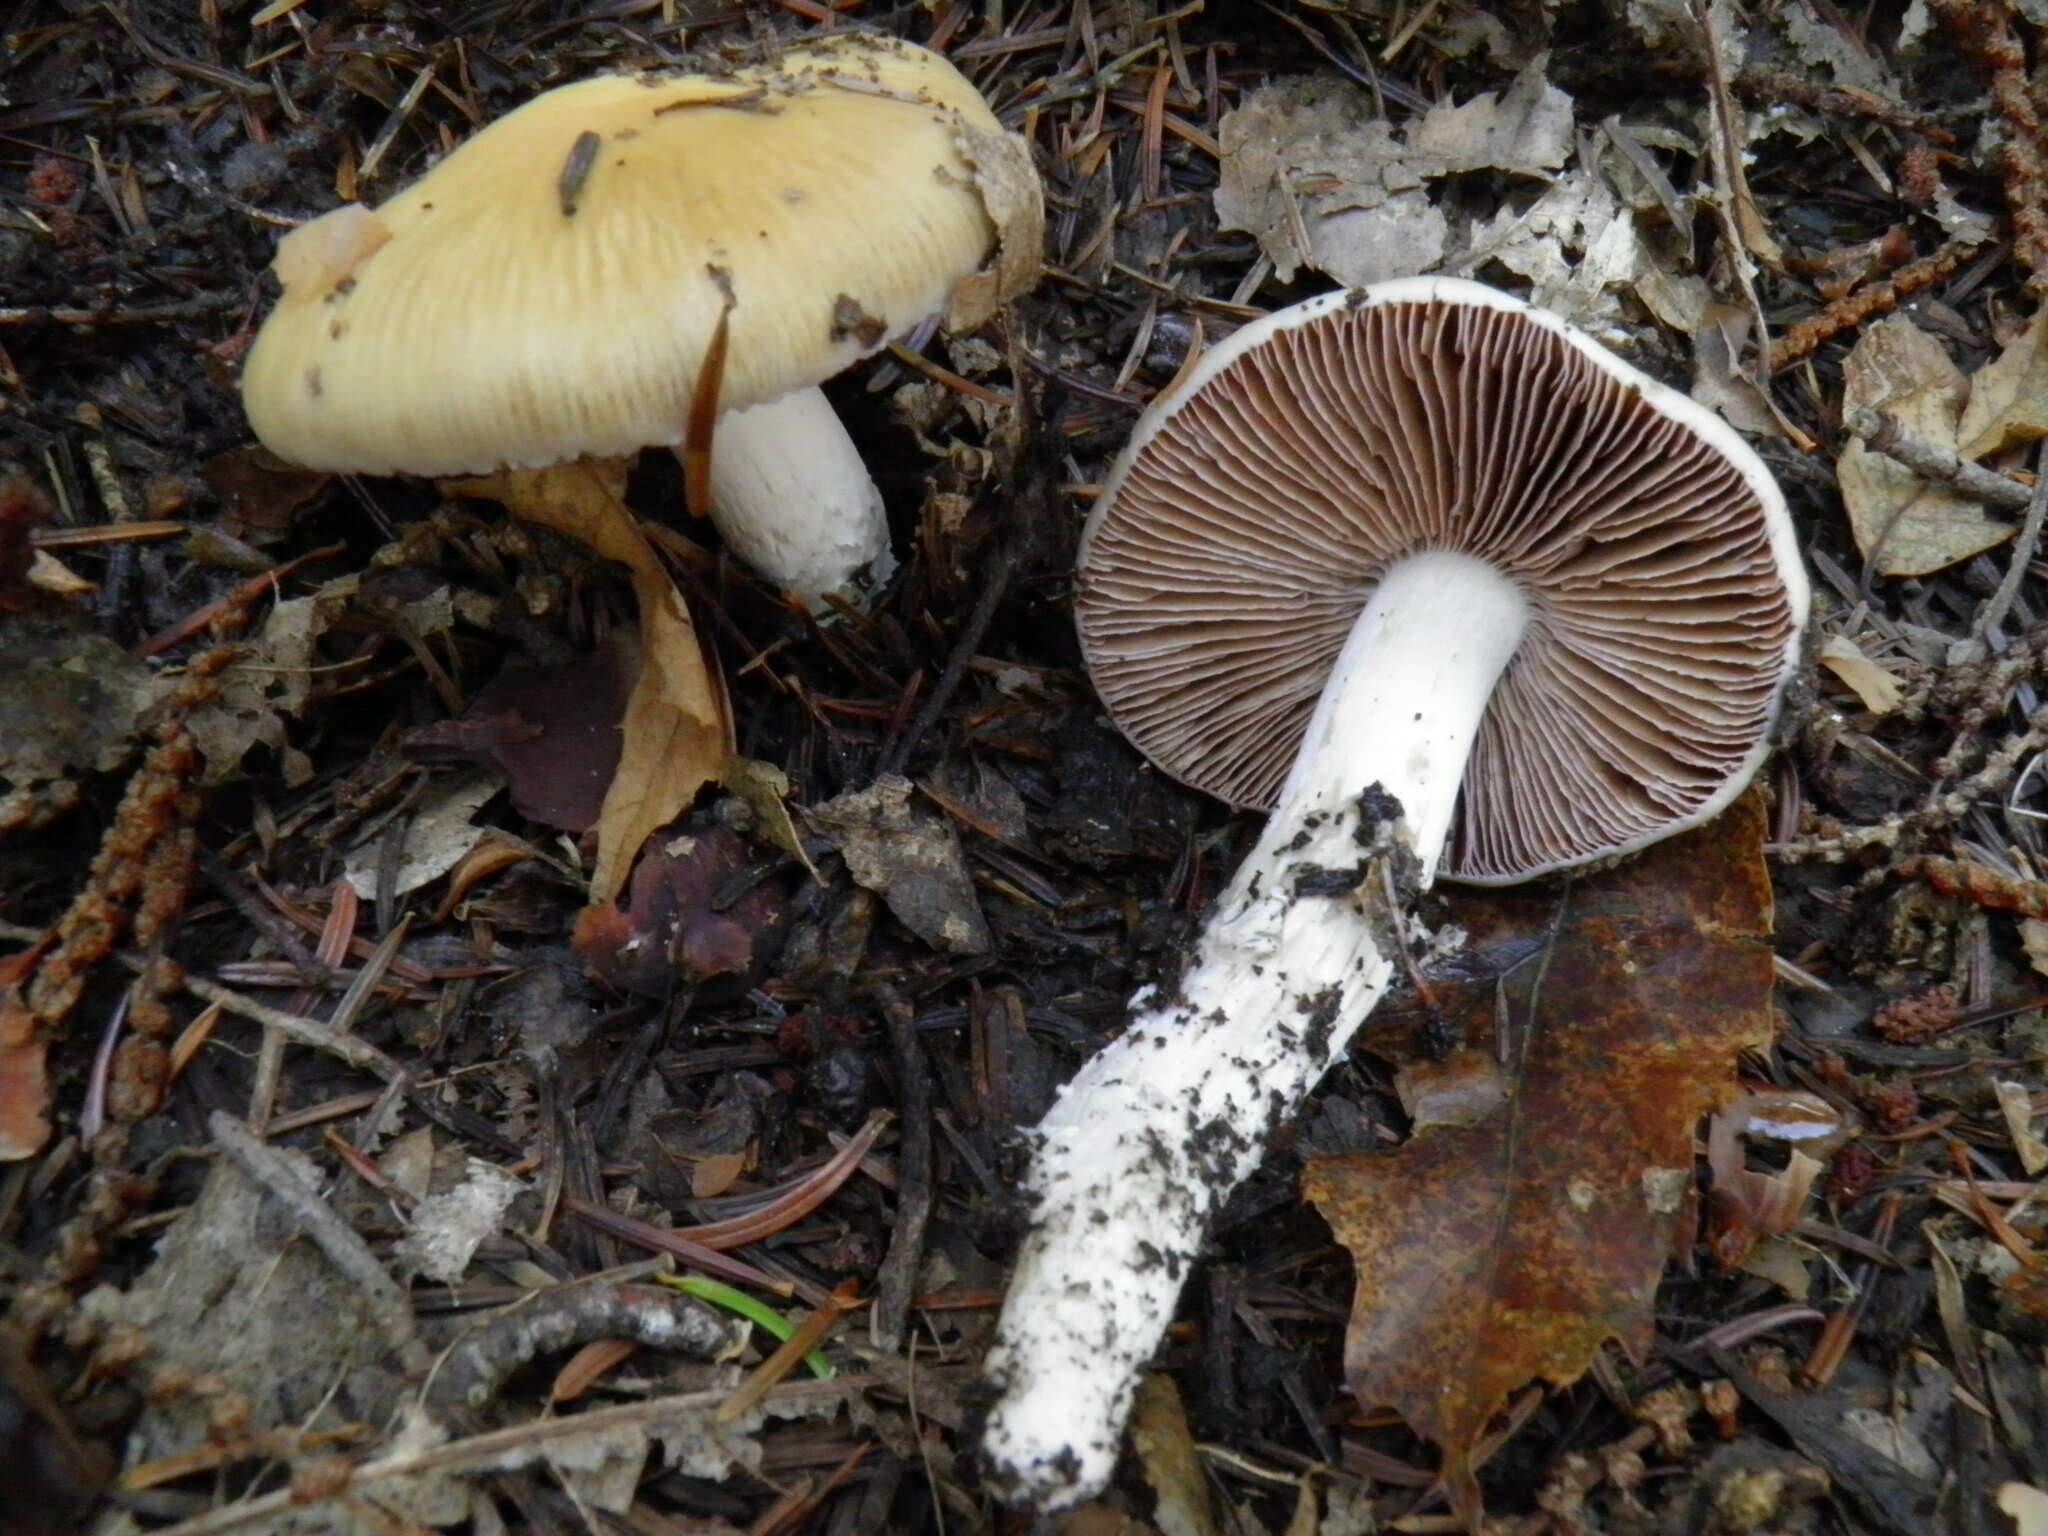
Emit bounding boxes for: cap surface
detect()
[1076,277,1809,884]
[242,33,1041,477]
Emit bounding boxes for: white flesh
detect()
[704,387,896,611]
[981,551,1531,1507]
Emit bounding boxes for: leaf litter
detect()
[9,0,2048,1530]
[1303,791,1777,1521]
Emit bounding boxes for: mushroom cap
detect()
[241,34,1041,477]
[1076,277,1809,885]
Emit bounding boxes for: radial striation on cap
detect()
[1076,280,1807,884]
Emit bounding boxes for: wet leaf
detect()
[1302,791,1775,1522]
[199,445,331,539]
[0,618,172,799]
[1216,66,1691,331]
[187,572,357,785]
[445,462,732,905]
[720,756,820,883]
[1217,64,1573,291]
[342,771,502,901]
[805,775,991,955]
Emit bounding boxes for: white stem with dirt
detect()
[980,551,1531,1508]
[703,387,896,611]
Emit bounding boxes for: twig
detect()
[1844,406,2034,512]
[1975,442,2048,641]
[143,1378,869,1536]
[427,1280,741,1414]
[0,921,412,1085]
[0,297,239,327]
[871,989,933,1352]
[208,1111,433,1376]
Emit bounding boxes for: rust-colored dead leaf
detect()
[1302,790,1774,1522]
[443,462,732,904]
[0,989,51,1161]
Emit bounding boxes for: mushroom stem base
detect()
[703,387,895,611]
[981,551,1530,1510]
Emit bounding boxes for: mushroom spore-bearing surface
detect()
[980,277,1808,1509]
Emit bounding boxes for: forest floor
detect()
[4,0,2048,1532]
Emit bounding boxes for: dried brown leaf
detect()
[406,635,635,834]
[0,988,50,1161]
[1957,305,2048,461]
[445,462,732,904]
[1303,791,1774,1522]
[1817,634,1904,713]
[1838,316,2013,576]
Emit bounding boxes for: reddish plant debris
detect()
[407,635,634,834]
[1304,791,1776,1521]
[1872,982,1962,1042]
[572,823,788,999]
[1827,1141,1880,1201]
[0,478,51,616]
[26,153,82,206]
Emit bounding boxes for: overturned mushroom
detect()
[241,33,1041,610]
[982,277,1810,1507]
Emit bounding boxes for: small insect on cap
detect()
[1077,277,1811,884]
[240,33,1042,478]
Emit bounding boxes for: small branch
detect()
[874,541,1013,778]
[145,1377,869,1536]
[870,988,932,1352]
[427,1280,742,1415]
[0,921,411,1086]
[1842,406,2034,511]
[1974,442,2048,641]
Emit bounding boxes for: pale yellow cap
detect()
[242,34,1041,476]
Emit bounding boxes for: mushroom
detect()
[981,277,1810,1507]
[240,33,1041,610]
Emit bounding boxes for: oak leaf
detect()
[1302,791,1774,1521]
